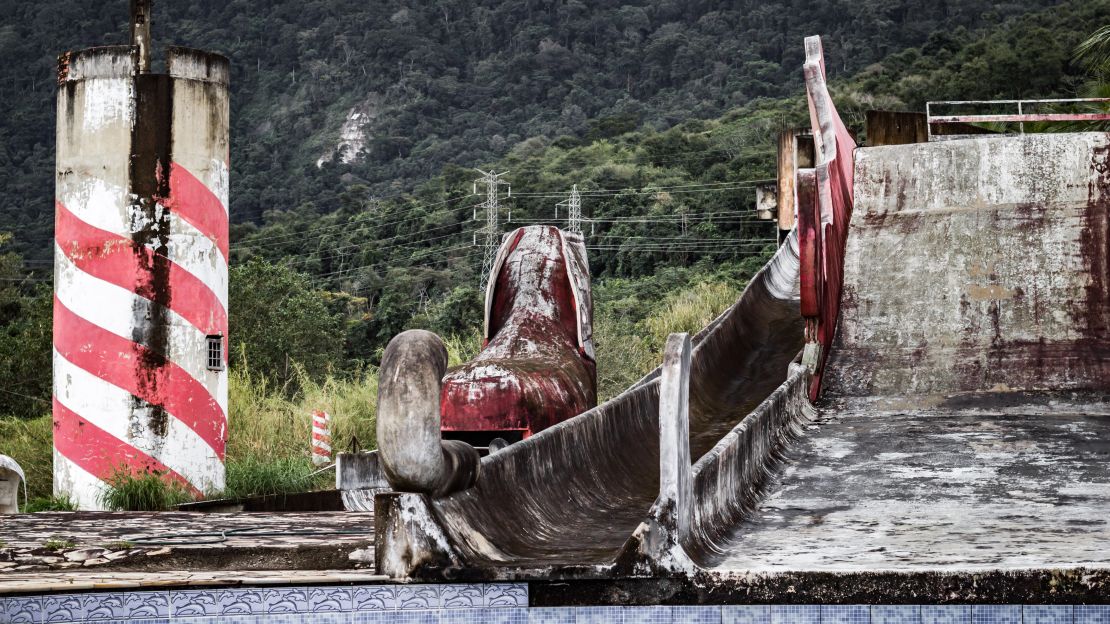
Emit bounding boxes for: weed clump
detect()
[99,468,194,511]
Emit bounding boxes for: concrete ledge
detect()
[530,568,1110,605]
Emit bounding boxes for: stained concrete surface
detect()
[714,392,1110,572]
[0,512,375,578]
[828,134,1110,396]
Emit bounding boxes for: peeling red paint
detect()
[441,226,597,438]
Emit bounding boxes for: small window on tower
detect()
[206,335,224,372]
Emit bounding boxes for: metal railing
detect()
[925,98,1110,140]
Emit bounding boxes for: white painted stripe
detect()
[54,449,108,511]
[57,174,228,309]
[202,158,230,216]
[54,350,225,494]
[54,245,228,414]
[81,77,133,133]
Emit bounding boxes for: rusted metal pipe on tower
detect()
[130,0,152,73]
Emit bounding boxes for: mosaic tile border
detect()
[1,594,1107,624]
[0,584,527,623]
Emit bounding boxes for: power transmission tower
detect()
[473,169,511,291]
[555,184,584,235]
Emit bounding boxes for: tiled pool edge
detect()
[3,585,1110,624]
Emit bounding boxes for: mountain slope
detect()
[0,0,1076,263]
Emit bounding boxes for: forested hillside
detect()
[0,0,1085,263]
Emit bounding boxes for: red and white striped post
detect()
[311,410,333,466]
[53,46,230,509]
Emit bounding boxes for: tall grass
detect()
[642,281,742,351]
[99,468,193,511]
[594,281,743,402]
[224,360,379,498]
[0,413,52,504]
[223,455,331,499]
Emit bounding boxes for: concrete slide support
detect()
[616,333,696,574]
[826,133,1110,396]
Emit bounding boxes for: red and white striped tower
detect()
[54,27,230,508]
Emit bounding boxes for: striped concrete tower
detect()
[53,8,230,509]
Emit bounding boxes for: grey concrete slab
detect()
[712,392,1110,572]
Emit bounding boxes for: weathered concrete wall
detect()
[826,133,1110,396]
[54,46,230,509]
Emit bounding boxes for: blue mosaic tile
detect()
[307,613,350,624]
[352,585,397,611]
[724,605,771,624]
[824,605,869,624]
[973,605,1021,624]
[442,584,487,609]
[923,605,971,624]
[576,605,628,624]
[529,607,577,624]
[0,596,42,624]
[249,615,308,624]
[350,609,439,623]
[622,606,674,623]
[1024,607,1074,624]
[873,605,922,624]
[264,587,310,614]
[217,588,268,615]
[1076,606,1110,624]
[486,584,529,608]
[441,607,530,624]
[128,619,171,624]
[772,605,822,624]
[170,589,221,617]
[672,606,723,624]
[310,586,354,613]
[396,584,442,609]
[42,593,84,623]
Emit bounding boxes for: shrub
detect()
[99,468,194,511]
[23,496,77,513]
[0,414,52,502]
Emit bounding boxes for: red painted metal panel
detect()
[797,170,821,319]
[803,36,857,401]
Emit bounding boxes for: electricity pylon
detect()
[473,169,510,291]
[556,184,583,235]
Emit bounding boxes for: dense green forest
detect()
[1,0,1107,414]
[0,0,1107,505]
[0,0,1093,262]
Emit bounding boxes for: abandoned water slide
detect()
[370,36,837,578]
[370,36,1110,589]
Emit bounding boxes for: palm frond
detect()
[1075,25,1110,74]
